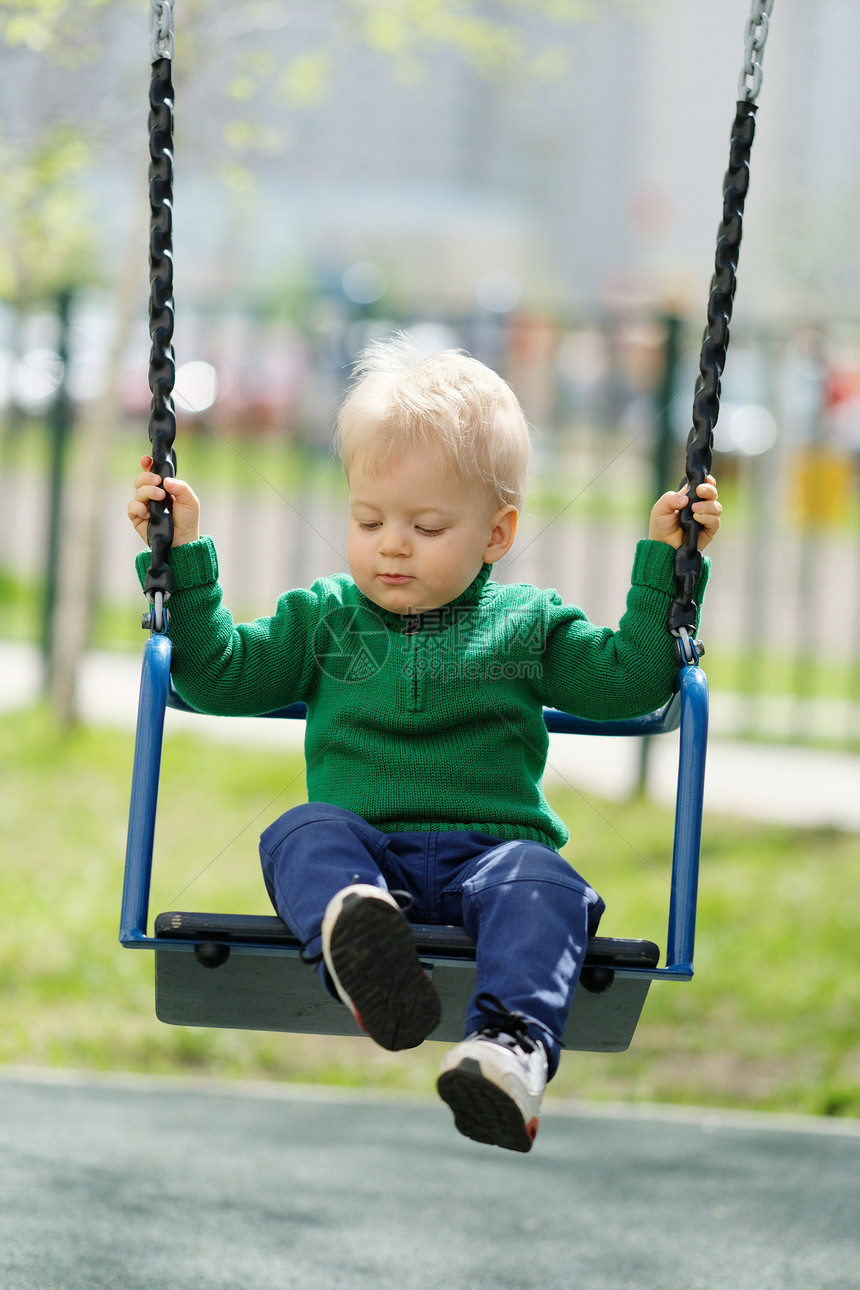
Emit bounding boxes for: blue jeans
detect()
[259,803,604,1078]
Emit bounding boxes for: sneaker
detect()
[437,996,548,1153]
[321,884,441,1050]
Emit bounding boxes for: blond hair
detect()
[334,334,531,509]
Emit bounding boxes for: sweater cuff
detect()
[135,535,220,591]
[631,539,678,593]
[631,539,710,600]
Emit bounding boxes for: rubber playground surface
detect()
[1,1069,857,1290]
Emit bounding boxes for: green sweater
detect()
[136,538,707,850]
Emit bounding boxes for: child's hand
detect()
[128,455,201,547]
[649,474,721,551]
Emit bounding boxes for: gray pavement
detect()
[1,1069,859,1290]
[5,641,860,830]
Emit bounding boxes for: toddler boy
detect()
[129,336,720,1152]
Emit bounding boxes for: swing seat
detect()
[152,912,660,1051]
[121,631,708,1053]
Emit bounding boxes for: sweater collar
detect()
[361,562,493,628]
[454,561,493,606]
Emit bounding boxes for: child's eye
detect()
[416,526,445,537]
[357,520,381,530]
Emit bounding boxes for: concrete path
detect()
[5,641,860,831]
[1,1069,858,1290]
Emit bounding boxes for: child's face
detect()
[347,445,510,614]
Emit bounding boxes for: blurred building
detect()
[166,0,860,322]
[3,0,860,323]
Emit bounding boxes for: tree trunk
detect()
[47,205,147,725]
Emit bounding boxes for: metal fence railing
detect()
[4,300,860,748]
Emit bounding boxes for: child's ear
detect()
[483,505,518,564]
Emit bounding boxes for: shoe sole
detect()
[437,1057,538,1153]
[327,895,441,1050]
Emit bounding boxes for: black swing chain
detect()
[143,0,177,631]
[669,0,772,656]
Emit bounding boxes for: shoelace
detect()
[472,992,540,1054]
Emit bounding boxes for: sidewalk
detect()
[4,641,860,832]
[3,1070,858,1290]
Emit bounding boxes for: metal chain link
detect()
[738,0,773,102]
[669,1,773,644]
[142,50,177,627]
[149,0,174,63]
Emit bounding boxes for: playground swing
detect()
[121,0,772,1053]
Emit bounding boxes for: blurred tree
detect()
[178,0,585,190]
[0,128,95,303]
[1,0,598,723]
[1,0,147,722]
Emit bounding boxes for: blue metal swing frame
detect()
[120,631,708,1052]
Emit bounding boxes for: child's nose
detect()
[379,525,410,557]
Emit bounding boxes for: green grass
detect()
[2,707,859,1116]
[0,569,43,644]
[702,649,860,705]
